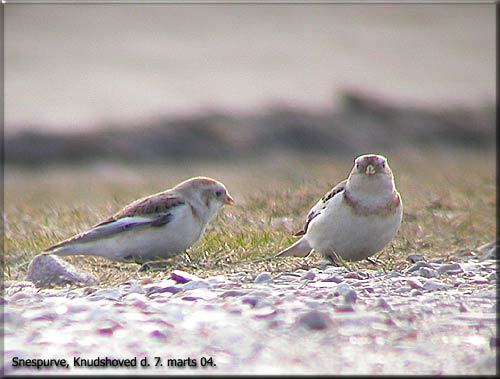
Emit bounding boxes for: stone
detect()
[254,272,273,283]
[27,254,99,288]
[417,267,440,278]
[171,270,202,283]
[296,310,332,330]
[422,280,449,291]
[438,263,464,275]
[408,254,425,263]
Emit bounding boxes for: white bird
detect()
[44,176,234,262]
[277,154,402,263]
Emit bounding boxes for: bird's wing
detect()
[294,179,347,236]
[44,214,174,252]
[94,193,185,227]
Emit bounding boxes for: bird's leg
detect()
[138,255,188,272]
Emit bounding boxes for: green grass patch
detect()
[4,149,496,286]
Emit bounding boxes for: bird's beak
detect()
[365,164,376,176]
[225,193,235,205]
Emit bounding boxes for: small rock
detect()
[296,310,332,330]
[171,270,202,283]
[407,278,424,290]
[88,288,122,301]
[148,286,182,295]
[408,254,425,263]
[241,296,271,308]
[334,283,357,304]
[410,289,423,296]
[27,254,99,288]
[455,248,475,257]
[422,280,449,291]
[430,258,444,264]
[126,282,146,295]
[221,290,247,298]
[405,261,433,274]
[254,272,273,283]
[334,283,354,296]
[300,270,316,281]
[344,271,369,280]
[470,275,488,285]
[321,275,343,283]
[438,263,464,275]
[343,289,357,305]
[182,280,211,290]
[150,330,168,339]
[376,298,392,310]
[386,271,403,278]
[417,267,440,278]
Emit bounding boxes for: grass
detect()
[3,148,496,287]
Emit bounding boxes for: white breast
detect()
[305,193,402,261]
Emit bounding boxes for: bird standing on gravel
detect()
[277,154,402,263]
[44,176,234,262]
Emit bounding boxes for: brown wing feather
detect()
[94,193,185,227]
[294,179,347,236]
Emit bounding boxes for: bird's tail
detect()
[276,237,312,257]
[47,244,86,257]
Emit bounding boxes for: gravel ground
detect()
[2,257,497,375]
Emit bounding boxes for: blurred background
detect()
[3,3,497,286]
[4,3,495,166]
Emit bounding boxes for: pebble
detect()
[321,275,343,283]
[405,261,434,274]
[406,278,424,290]
[376,298,392,310]
[422,280,449,291]
[182,280,211,290]
[254,272,273,283]
[470,275,489,285]
[171,270,202,283]
[88,288,122,301]
[296,310,332,330]
[438,263,464,275]
[5,256,496,375]
[26,254,99,288]
[334,283,355,297]
[408,254,425,263]
[410,289,423,296]
[417,267,440,278]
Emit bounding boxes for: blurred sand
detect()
[4,3,495,134]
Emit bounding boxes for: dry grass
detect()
[4,148,496,286]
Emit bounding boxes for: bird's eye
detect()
[381,162,386,168]
[215,191,223,197]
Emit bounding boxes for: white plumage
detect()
[277,154,402,263]
[44,176,234,262]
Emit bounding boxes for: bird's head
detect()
[347,154,395,195]
[177,176,234,217]
[353,154,391,177]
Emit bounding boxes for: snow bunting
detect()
[277,154,402,263]
[44,176,234,262]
